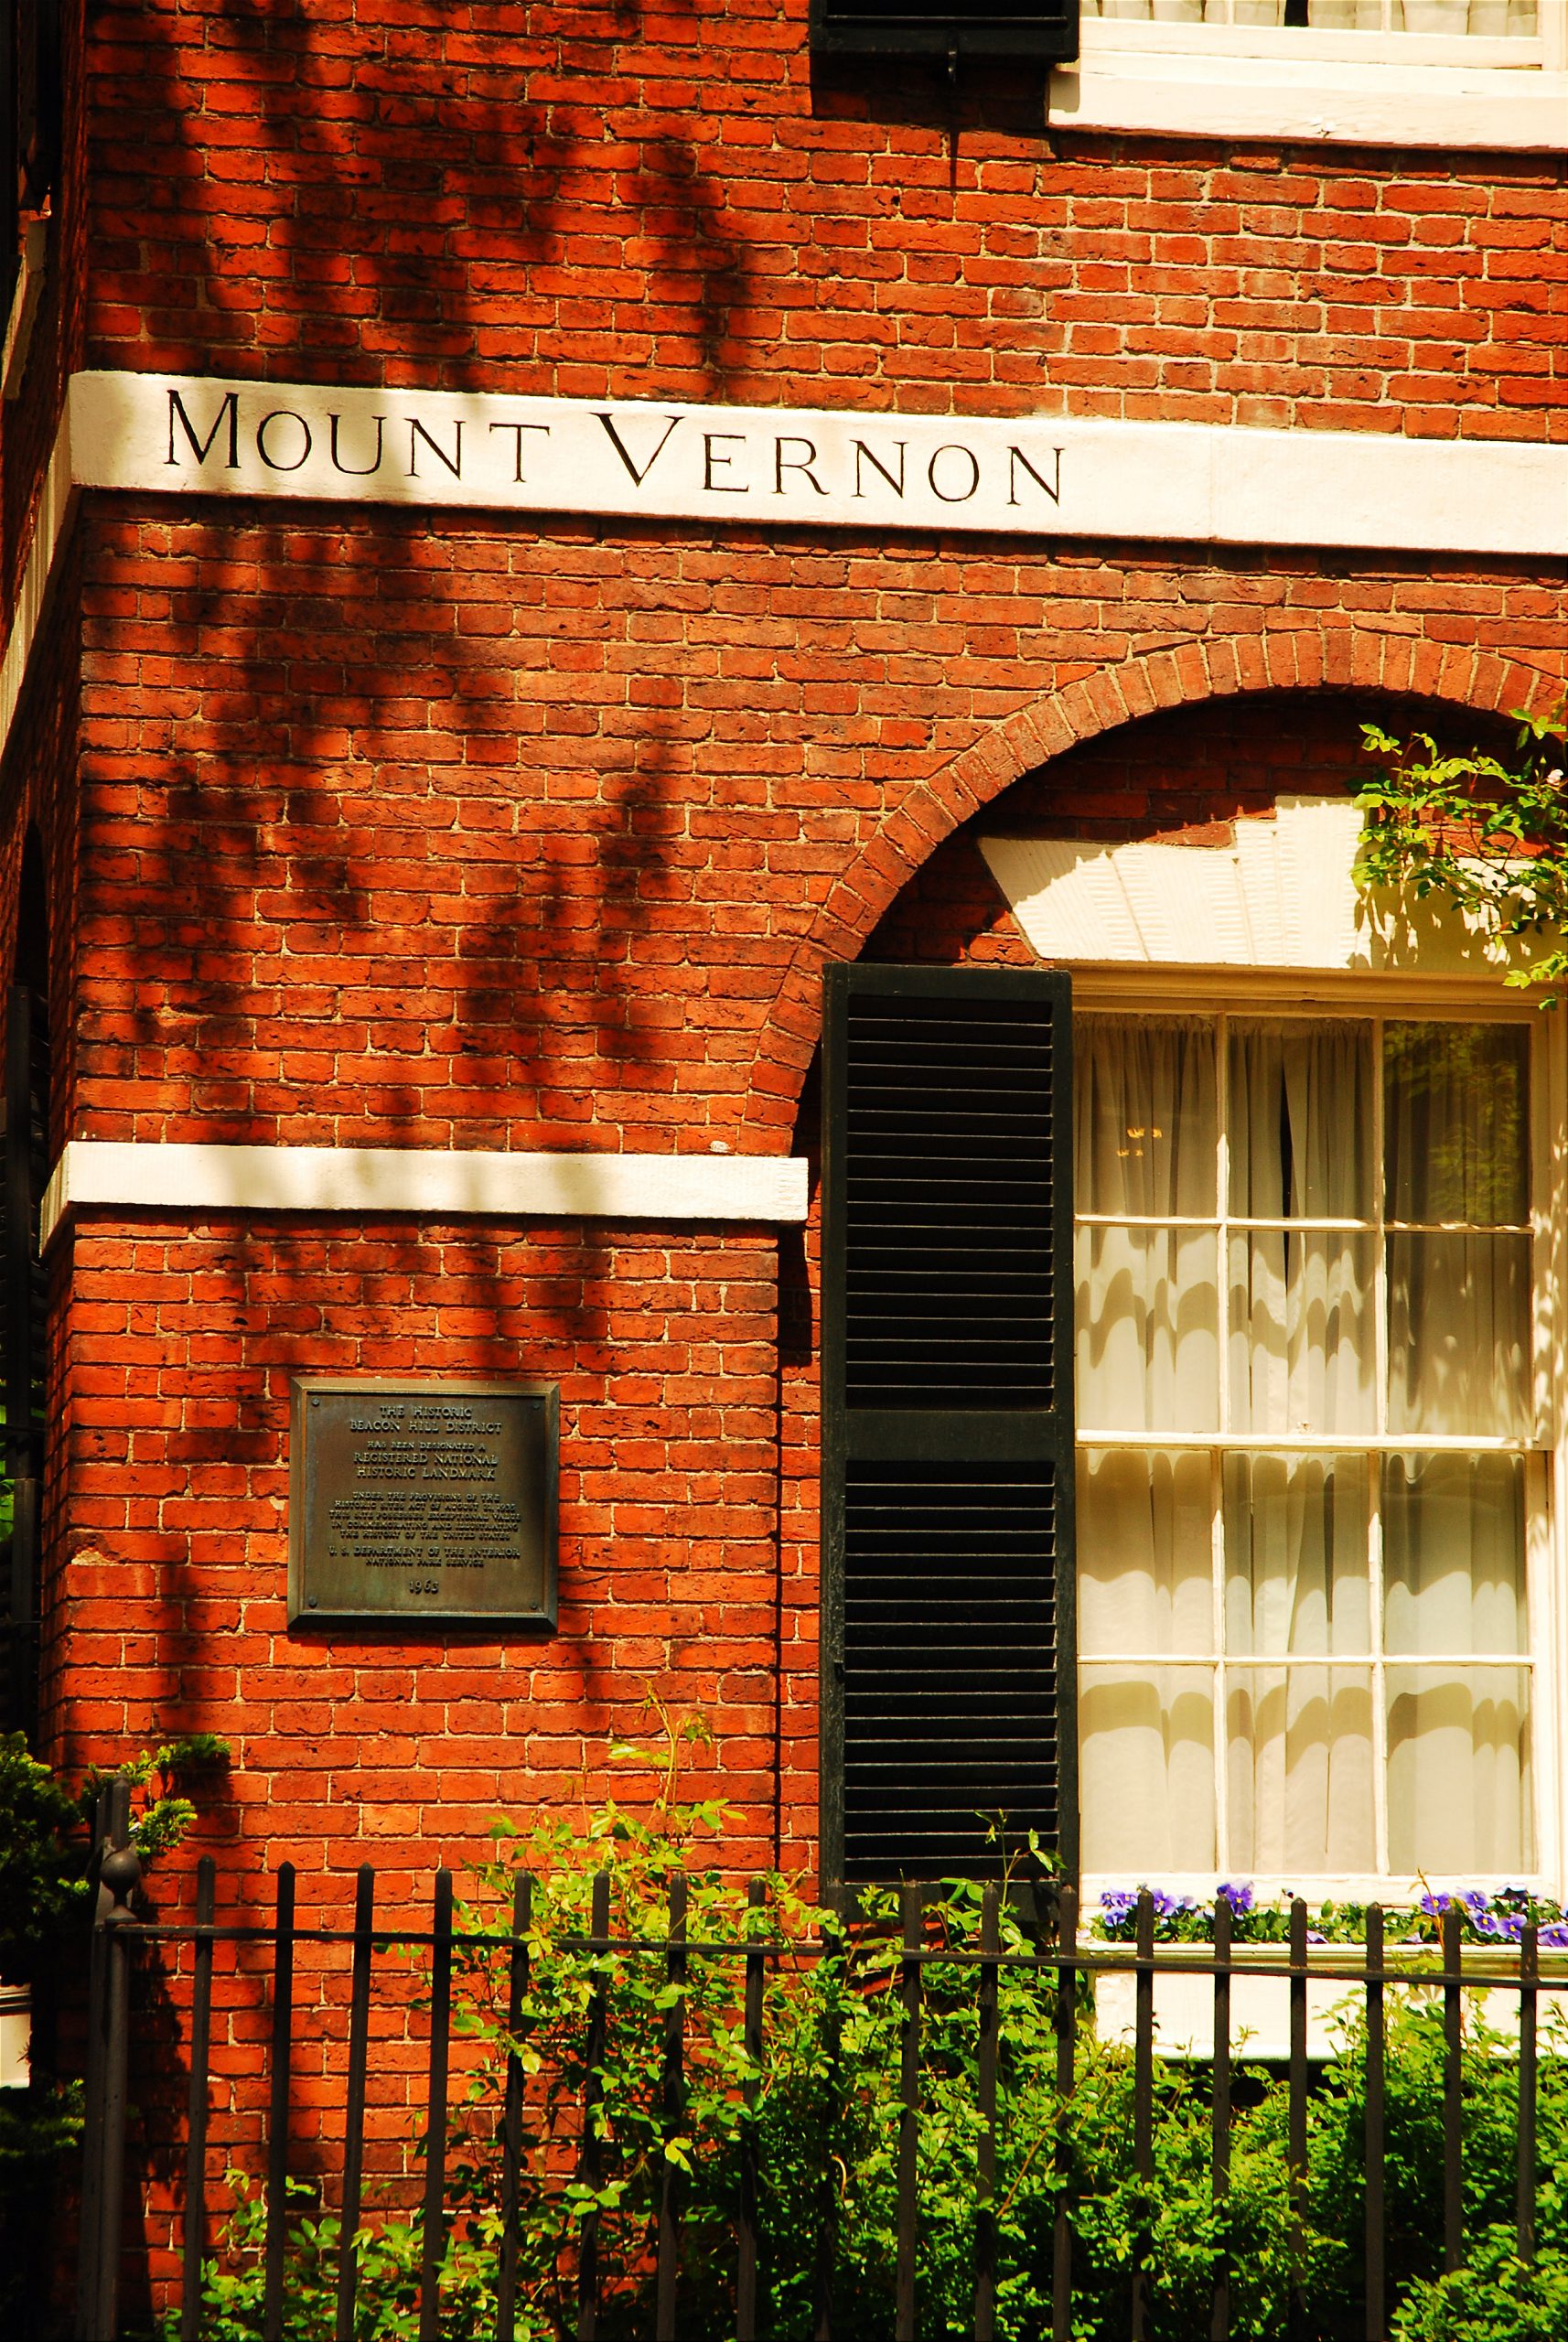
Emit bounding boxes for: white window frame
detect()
[1048,5,1568,150]
[1069,962,1567,1913]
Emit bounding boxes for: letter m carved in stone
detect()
[166,388,240,470]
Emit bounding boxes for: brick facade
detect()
[0,5,1564,2318]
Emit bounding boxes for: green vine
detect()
[0,1729,229,1983]
[1354,706,1568,1001]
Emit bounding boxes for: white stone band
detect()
[70,371,1568,559]
[40,1140,811,1248]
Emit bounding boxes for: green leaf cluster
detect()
[0,1729,230,1982]
[166,1719,1568,2342]
[1354,707,1568,1000]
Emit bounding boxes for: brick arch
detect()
[742,631,1559,1146]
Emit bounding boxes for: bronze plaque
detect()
[289,1378,558,1628]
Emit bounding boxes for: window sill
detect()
[1091,1944,1564,2062]
[1048,26,1568,149]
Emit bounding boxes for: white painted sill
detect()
[1049,18,1568,148]
[1092,1942,1568,2061]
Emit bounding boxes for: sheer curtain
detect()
[1382,1024,1533,1874]
[1076,1014,1534,1881]
[1077,1019,1218,1867]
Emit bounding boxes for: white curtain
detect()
[1386,1023,1531,1440]
[1383,1454,1532,1872]
[1076,1016,1218,1867]
[1079,1449,1217,1868]
[1223,1455,1376,1871]
[1229,1021,1375,1439]
[1077,1015,1532,1879]
[1076,1016,1218,1433]
[1079,2,1538,29]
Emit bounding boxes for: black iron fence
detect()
[75,1778,1567,2342]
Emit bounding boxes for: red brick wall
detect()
[86,1,1567,439]
[0,5,1555,2324]
[53,1213,786,1865]
[75,507,1567,1160]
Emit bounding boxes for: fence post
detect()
[1517,1918,1538,2265]
[1051,1884,1078,2342]
[74,1777,141,2342]
[1210,1893,1231,2342]
[1287,1896,1308,2339]
[655,1871,689,2342]
[1441,1903,1463,2275]
[496,1870,532,2342]
[736,1877,766,2342]
[972,1882,1001,2342]
[895,1881,922,2342]
[1130,1888,1155,2342]
[263,1864,296,2342]
[1364,1907,1386,2342]
[180,1854,218,2342]
[577,1868,611,2342]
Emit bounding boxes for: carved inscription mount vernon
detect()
[289,1379,558,1628]
[65,371,1568,558]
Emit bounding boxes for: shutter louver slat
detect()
[843,1458,1059,1882]
[822,964,1077,1890]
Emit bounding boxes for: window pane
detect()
[1386,1233,1531,1437]
[1224,1454,1369,1657]
[1076,1226,1219,1431]
[1080,1664,1216,1871]
[1229,1020,1372,1221]
[1076,1015,1216,1219]
[1385,1022,1529,1227]
[1079,1448,1213,1657]
[1226,1669,1375,1875]
[1382,1453,1527,1656]
[1227,1231,1376,1434]
[1079,1,1541,24]
[1386,1668,1533,1874]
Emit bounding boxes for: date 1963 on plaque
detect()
[288,1377,558,1628]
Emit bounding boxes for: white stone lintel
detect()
[69,371,1568,559]
[40,1140,810,1248]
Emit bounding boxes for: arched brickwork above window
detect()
[743,634,1563,1146]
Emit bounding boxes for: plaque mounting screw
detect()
[307,1595,317,1608]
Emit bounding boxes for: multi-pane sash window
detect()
[1080,2,1539,29]
[1076,1012,1541,1885]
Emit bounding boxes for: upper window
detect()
[1084,2,1539,29]
[1075,1006,1548,1890]
[1055,0,1567,149]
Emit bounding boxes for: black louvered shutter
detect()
[810,1,1079,65]
[821,963,1076,1890]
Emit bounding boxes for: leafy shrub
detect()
[1392,2232,1568,2342]
[169,1721,1568,2342]
[0,1727,231,1983]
